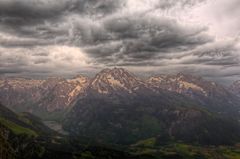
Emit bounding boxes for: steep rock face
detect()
[0,75,89,113]
[146,73,240,117]
[89,68,146,94]
[0,78,44,112]
[37,76,89,112]
[147,73,227,98]
[229,80,240,97]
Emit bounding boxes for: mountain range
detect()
[1,68,240,158]
[0,68,239,119]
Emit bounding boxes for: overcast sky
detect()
[0,0,239,84]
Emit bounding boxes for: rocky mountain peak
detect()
[147,73,233,99]
[176,72,194,80]
[147,73,210,97]
[68,75,89,84]
[90,68,143,94]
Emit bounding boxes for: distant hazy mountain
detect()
[230,80,240,97]
[0,75,89,115]
[146,73,240,119]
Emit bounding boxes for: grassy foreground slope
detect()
[130,138,240,159]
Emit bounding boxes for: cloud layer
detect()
[0,0,239,84]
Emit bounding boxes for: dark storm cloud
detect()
[0,0,125,48]
[0,37,50,48]
[188,41,240,66]
[0,53,29,67]
[156,0,206,9]
[0,0,124,24]
[33,58,51,64]
[80,15,213,65]
[0,0,69,19]
[0,0,70,31]
[70,0,126,16]
[0,24,69,48]
[0,0,211,53]
[33,52,50,57]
